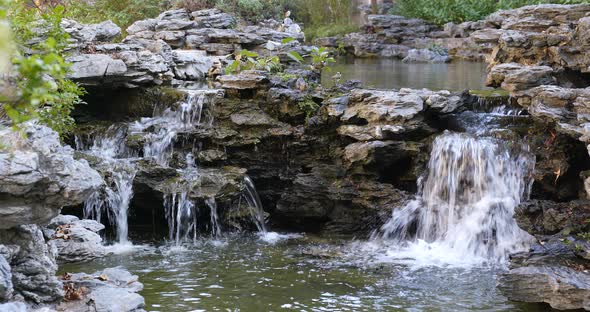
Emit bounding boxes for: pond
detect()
[321,57,489,91]
[61,234,548,312]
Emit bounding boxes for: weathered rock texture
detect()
[0,225,63,304]
[45,215,107,263]
[65,8,307,88]
[0,123,103,229]
[57,267,145,312]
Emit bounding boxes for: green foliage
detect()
[276,72,297,81]
[298,95,319,121]
[214,0,289,23]
[225,49,282,74]
[394,0,590,24]
[310,46,335,72]
[3,1,85,137]
[65,0,167,35]
[288,46,335,73]
[0,0,12,74]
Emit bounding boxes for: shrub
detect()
[394,0,590,25]
[64,0,167,34]
[3,0,85,137]
[173,0,215,11]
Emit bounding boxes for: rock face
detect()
[402,48,450,63]
[0,123,103,229]
[45,215,107,263]
[0,225,63,304]
[0,253,12,301]
[63,9,306,88]
[499,238,590,311]
[57,267,145,312]
[516,200,590,235]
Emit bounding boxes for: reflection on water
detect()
[60,235,548,312]
[322,57,489,91]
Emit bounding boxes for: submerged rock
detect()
[0,123,103,229]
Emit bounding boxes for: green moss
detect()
[298,96,320,121]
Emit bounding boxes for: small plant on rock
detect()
[225,49,283,74]
[287,46,335,73]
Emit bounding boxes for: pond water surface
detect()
[321,58,489,91]
[61,234,548,312]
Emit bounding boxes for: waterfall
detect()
[163,175,268,245]
[164,191,198,245]
[242,176,268,233]
[131,90,210,167]
[376,132,535,263]
[472,95,523,116]
[77,125,137,244]
[84,164,137,244]
[206,198,222,238]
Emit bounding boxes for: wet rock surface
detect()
[499,237,590,311]
[57,267,145,312]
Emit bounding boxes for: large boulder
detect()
[0,123,103,229]
[61,19,121,47]
[516,200,590,235]
[402,48,450,63]
[499,238,590,311]
[172,50,213,80]
[57,267,145,312]
[45,215,107,263]
[191,9,236,29]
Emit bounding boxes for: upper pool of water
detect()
[321,58,489,91]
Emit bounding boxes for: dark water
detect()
[321,58,489,91]
[60,234,549,312]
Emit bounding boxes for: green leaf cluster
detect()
[225,49,283,75]
[288,46,335,73]
[2,0,85,137]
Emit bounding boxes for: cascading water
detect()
[130,90,211,167]
[78,89,267,245]
[164,175,268,245]
[164,191,198,244]
[242,176,268,233]
[206,198,222,238]
[374,131,535,264]
[76,125,138,244]
[84,164,137,244]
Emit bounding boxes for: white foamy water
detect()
[370,132,536,267]
[257,232,303,244]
